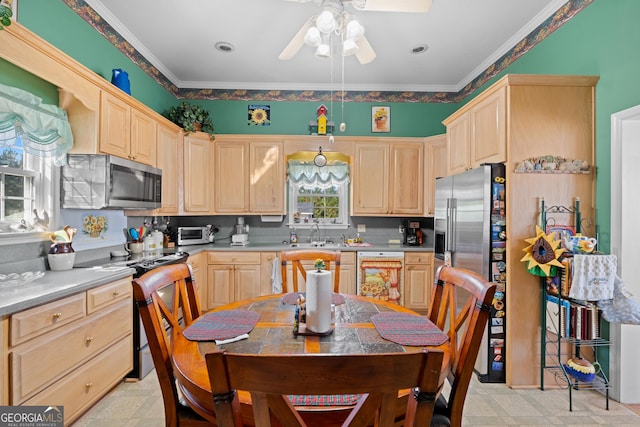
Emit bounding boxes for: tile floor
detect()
[72,370,640,426]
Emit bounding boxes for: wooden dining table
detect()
[171,293,452,426]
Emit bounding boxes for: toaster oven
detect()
[177,226,213,246]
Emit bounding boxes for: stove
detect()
[75,251,189,380]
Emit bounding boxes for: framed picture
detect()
[1,0,17,21]
[372,106,390,133]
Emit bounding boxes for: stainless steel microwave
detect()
[61,154,162,209]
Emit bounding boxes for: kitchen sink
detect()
[288,242,347,249]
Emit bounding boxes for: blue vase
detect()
[111,68,131,94]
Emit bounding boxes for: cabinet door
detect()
[352,143,389,215]
[250,142,284,214]
[425,135,447,216]
[390,143,424,215]
[404,252,433,314]
[99,92,130,159]
[188,253,207,311]
[234,265,262,302]
[260,252,278,295]
[207,265,234,309]
[215,141,249,213]
[446,114,471,175]
[156,124,181,214]
[130,108,157,166]
[470,87,506,165]
[183,133,212,213]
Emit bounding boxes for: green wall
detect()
[11,0,640,251]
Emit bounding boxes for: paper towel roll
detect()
[306,270,332,333]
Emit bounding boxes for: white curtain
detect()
[287,159,350,189]
[0,82,73,166]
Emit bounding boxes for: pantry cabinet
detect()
[214,137,284,214]
[403,252,433,314]
[5,277,133,425]
[99,91,157,166]
[352,140,424,216]
[183,132,214,214]
[444,87,506,175]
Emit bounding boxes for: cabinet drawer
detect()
[87,277,132,314]
[208,252,260,264]
[11,299,132,404]
[405,252,433,265]
[23,336,133,426]
[10,293,86,346]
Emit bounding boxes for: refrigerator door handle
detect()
[449,198,457,253]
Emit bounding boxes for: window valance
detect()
[287,160,350,190]
[0,83,73,166]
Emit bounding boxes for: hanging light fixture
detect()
[302,1,366,59]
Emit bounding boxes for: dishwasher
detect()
[356,252,405,306]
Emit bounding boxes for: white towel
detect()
[569,254,617,301]
[271,255,282,294]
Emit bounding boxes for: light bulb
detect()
[315,43,331,58]
[304,26,321,47]
[346,19,364,41]
[342,39,359,56]
[316,10,336,34]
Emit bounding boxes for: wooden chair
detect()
[280,249,341,293]
[427,265,497,427]
[132,263,214,427]
[206,349,445,427]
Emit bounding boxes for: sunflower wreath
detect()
[521,225,566,277]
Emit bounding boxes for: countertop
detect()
[0,242,433,317]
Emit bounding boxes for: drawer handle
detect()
[86,336,94,344]
[52,312,62,320]
[85,382,93,389]
[112,290,120,297]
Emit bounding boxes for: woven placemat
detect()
[182,310,259,341]
[288,394,360,406]
[371,312,449,347]
[281,292,345,306]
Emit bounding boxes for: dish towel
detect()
[569,254,617,301]
[271,255,282,294]
[597,275,640,325]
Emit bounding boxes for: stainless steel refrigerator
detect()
[434,163,506,383]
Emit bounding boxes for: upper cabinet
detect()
[352,140,424,216]
[183,132,214,214]
[443,86,506,175]
[155,124,182,215]
[424,134,446,216]
[214,136,284,215]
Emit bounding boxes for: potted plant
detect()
[0,3,13,30]
[164,101,215,140]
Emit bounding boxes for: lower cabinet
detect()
[187,252,207,311]
[403,252,433,314]
[281,251,356,295]
[6,277,133,425]
[207,252,265,309]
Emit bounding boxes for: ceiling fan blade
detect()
[352,0,433,13]
[355,36,376,64]
[279,17,315,60]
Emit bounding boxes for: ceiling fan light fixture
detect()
[304,26,322,47]
[345,19,364,41]
[316,10,336,33]
[342,39,359,56]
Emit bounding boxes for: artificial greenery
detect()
[164,102,215,140]
[0,4,13,30]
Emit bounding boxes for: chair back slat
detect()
[280,249,341,293]
[427,265,497,427]
[206,350,445,427]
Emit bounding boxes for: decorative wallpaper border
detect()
[62,0,593,103]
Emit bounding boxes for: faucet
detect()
[310,222,320,243]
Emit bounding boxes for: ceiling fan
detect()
[279,0,433,65]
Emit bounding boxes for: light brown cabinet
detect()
[282,251,356,295]
[444,87,506,175]
[155,124,182,215]
[214,137,284,214]
[207,252,263,309]
[187,252,207,311]
[424,134,447,216]
[352,140,424,216]
[183,132,214,214]
[99,91,157,166]
[5,277,133,425]
[403,252,433,314]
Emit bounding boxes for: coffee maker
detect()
[231,216,249,246]
[403,220,423,246]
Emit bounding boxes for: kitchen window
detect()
[287,156,350,229]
